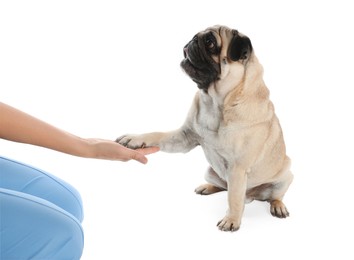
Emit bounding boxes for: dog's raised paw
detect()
[116,134,147,149]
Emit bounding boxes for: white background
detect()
[1,0,354,259]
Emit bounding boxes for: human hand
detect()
[85,138,159,164]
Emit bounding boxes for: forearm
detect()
[0,102,159,163]
[0,102,91,157]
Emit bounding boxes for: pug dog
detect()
[117,25,293,232]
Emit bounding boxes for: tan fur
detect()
[117,25,293,232]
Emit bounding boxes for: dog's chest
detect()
[194,94,232,177]
[195,92,223,133]
[196,108,221,134]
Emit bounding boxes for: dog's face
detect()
[181,25,253,90]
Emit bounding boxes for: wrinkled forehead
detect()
[201,25,236,46]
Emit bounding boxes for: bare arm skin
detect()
[0,102,159,164]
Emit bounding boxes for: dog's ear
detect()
[228,31,253,62]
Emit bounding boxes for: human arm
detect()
[0,102,159,164]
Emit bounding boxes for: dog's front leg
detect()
[116,128,198,153]
[217,167,247,232]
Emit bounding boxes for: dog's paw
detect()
[217,215,241,232]
[195,184,224,195]
[270,200,289,218]
[116,134,148,149]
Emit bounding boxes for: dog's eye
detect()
[206,38,215,49]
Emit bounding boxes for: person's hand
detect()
[86,138,159,164]
[0,102,159,163]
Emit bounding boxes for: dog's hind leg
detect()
[195,167,227,195]
[247,170,293,218]
[269,172,293,218]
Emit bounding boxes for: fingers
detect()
[136,146,160,155]
[130,147,160,164]
[131,151,148,164]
